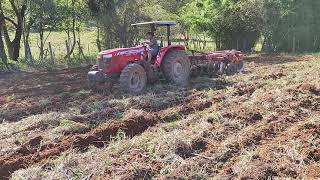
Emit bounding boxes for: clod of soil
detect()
[191,138,208,152]
[262,72,285,80]
[125,167,155,180]
[175,138,207,159]
[24,136,43,148]
[306,149,320,162]
[175,141,195,159]
[290,83,320,95]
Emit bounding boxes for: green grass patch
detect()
[60,119,78,127]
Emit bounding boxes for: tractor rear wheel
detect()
[161,50,191,86]
[120,63,147,93]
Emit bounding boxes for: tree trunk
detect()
[203,36,206,50]
[2,22,13,59]
[183,31,189,49]
[1,1,27,61]
[262,33,274,53]
[0,15,8,69]
[64,0,76,59]
[65,40,71,65]
[96,25,102,51]
[39,24,44,60]
[118,24,126,48]
[64,18,76,59]
[292,34,296,53]
[23,19,33,64]
[48,42,54,65]
[12,8,25,62]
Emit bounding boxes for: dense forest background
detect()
[0,0,320,70]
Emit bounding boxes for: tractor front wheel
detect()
[161,50,191,86]
[120,63,147,93]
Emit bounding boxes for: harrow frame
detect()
[189,50,245,76]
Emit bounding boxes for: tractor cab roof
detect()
[132,21,176,45]
[131,21,176,27]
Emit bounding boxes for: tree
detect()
[261,0,320,53]
[180,0,264,52]
[22,0,34,64]
[0,0,26,62]
[88,0,149,49]
[28,0,59,60]
[0,7,8,68]
[56,0,88,60]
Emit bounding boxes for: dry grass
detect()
[0,54,319,179]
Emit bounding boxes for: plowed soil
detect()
[0,54,319,179]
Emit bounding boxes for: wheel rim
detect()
[173,61,183,78]
[130,72,141,89]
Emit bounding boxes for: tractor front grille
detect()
[98,57,112,70]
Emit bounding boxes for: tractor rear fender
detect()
[155,45,186,67]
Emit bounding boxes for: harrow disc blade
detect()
[237,61,245,73]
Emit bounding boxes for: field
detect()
[23,31,99,59]
[19,31,216,65]
[0,54,319,179]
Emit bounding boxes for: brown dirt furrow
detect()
[168,108,308,178]
[0,99,213,179]
[1,91,99,124]
[0,80,87,97]
[103,101,259,179]
[216,116,320,179]
[131,91,207,112]
[0,115,157,179]
[0,67,90,97]
[0,99,76,123]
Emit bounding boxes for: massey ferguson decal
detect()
[116,48,145,56]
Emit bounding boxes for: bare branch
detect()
[9,0,19,15]
[44,31,52,45]
[4,17,18,27]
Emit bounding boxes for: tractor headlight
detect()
[98,54,112,69]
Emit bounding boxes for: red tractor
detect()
[88,21,191,93]
[88,21,245,93]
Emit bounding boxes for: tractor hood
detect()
[98,46,146,57]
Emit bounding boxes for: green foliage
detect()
[180,0,264,52]
[180,0,212,33]
[1,0,320,70]
[55,0,89,31]
[28,0,59,32]
[263,0,320,53]
[87,0,148,49]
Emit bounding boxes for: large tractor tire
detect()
[120,63,147,93]
[161,49,191,86]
